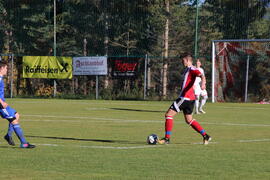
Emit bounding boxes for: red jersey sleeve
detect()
[190,67,202,77]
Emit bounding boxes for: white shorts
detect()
[194,87,208,97]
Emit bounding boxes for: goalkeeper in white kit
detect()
[194,59,208,114]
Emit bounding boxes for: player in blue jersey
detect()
[0,61,35,148]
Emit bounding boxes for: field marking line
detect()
[14,101,167,107]
[216,106,268,110]
[200,122,270,127]
[23,119,163,124]
[238,139,270,143]
[13,100,269,109]
[30,143,162,149]
[22,118,270,127]
[23,114,163,123]
[0,142,162,149]
[34,138,270,149]
[1,138,270,149]
[22,114,270,127]
[85,108,109,111]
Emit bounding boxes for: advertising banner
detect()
[23,56,72,79]
[110,57,139,77]
[73,56,107,75]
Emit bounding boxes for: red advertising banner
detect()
[110,57,139,77]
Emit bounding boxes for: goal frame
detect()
[211,39,270,103]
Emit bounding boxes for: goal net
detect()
[212,39,270,103]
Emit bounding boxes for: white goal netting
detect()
[212,39,270,102]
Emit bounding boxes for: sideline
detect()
[22,114,270,127]
[1,138,269,149]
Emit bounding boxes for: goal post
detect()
[212,39,270,103]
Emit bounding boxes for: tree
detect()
[204,0,270,39]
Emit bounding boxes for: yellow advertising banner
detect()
[23,56,72,79]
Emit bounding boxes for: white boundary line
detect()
[22,114,270,127]
[85,108,109,111]
[29,138,270,149]
[200,122,270,127]
[1,138,269,149]
[13,101,167,107]
[35,144,162,149]
[22,119,163,124]
[0,141,162,149]
[238,139,270,143]
[215,106,267,110]
[13,100,270,109]
[1,138,270,149]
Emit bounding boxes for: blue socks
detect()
[7,123,14,137]
[13,124,27,144]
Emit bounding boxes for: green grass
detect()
[0,99,269,180]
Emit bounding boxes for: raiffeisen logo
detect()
[60,62,69,72]
[25,64,69,74]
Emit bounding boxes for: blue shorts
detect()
[0,106,17,120]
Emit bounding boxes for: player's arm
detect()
[200,74,206,90]
[192,68,206,90]
[0,99,8,109]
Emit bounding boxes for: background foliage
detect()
[0,0,270,101]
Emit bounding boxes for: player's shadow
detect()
[26,135,145,145]
[110,108,163,113]
[0,145,21,149]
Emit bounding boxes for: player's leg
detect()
[183,101,211,145]
[165,109,177,138]
[158,109,177,144]
[1,106,35,148]
[7,122,14,136]
[11,113,35,148]
[0,108,15,146]
[199,90,208,114]
[158,98,182,144]
[185,114,206,135]
[199,95,207,113]
[194,87,201,114]
[4,122,15,146]
[195,95,200,114]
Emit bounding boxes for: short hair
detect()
[0,61,8,68]
[180,52,193,59]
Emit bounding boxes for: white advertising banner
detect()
[73,56,107,75]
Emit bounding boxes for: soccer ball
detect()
[147,134,159,145]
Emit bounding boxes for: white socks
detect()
[199,96,208,111]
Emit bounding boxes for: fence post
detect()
[53,0,57,97]
[211,41,215,103]
[10,54,14,98]
[144,54,148,100]
[194,0,200,58]
[96,75,99,100]
[244,55,250,102]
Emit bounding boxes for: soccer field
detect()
[0,99,269,180]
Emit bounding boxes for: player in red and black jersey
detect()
[158,53,211,145]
